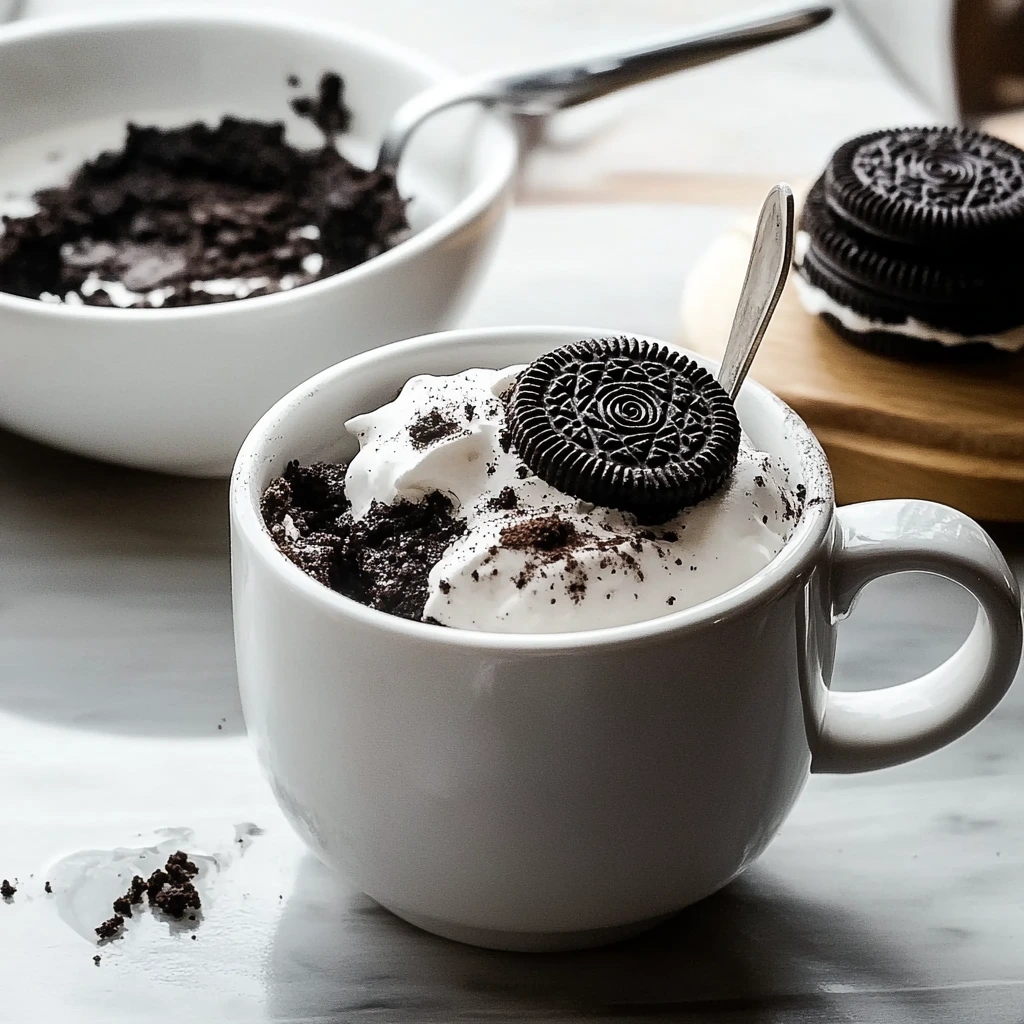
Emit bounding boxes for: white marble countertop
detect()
[3,2,1024,1021]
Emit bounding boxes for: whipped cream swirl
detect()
[344,366,801,633]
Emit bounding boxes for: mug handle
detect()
[812,500,1023,774]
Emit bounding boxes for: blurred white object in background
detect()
[845,0,1024,123]
[844,0,958,120]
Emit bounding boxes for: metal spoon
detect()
[717,182,795,400]
[376,4,833,171]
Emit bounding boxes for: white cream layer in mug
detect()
[343,366,801,633]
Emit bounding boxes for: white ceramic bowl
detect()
[0,12,517,474]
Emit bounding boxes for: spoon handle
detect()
[483,4,831,111]
[717,183,795,401]
[377,4,832,169]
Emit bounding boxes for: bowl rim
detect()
[230,325,836,653]
[0,7,520,322]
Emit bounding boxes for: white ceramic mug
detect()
[230,327,1023,951]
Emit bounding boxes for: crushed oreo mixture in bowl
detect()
[0,73,408,308]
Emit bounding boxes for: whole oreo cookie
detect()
[826,126,1024,249]
[507,337,740,521]
[795,126,1024,360]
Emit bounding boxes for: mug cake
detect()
[261,337,804,633]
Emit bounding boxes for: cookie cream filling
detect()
[344,366,801,633]
[794,229,1024,353]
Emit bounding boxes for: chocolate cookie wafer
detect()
[794,127,1024,359]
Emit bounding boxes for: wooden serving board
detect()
[679,221,1024,522]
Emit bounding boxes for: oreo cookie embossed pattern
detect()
[794,126,1024,358]
[508,338,740,522]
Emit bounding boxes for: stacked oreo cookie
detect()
[794,126,1024,359]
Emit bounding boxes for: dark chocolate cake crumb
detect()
[0,72,406,309]
[796,483,807,503]
[779,488,797,522]
[753,475,765,487]
[142,853,203,921]
[95,868,158,937]
[127,875,147,905]
[153,884,202,920]
[263,460,465,622]
[261,460,352,587]
[146,869,170,905]
[337,493,466,619]
[1,879,15,899]
[498,428,512,454]
[409,409,461,448]
[166,851,199,881]
[438,579,451,595]
[44,881,52,894]
[93,955,102,965]
[464,403,476,421]
[501,515,577,553]
[290,72,351,141]
[95,915,124,939]
[488,486,518,511]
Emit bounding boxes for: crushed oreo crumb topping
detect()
[488,486,518,510]
[500,515,577,553]
[263,462,464,622]
[95,915,124,940]
[409,409,461,448]
[95,852,202,940]
[289,72,351,140]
